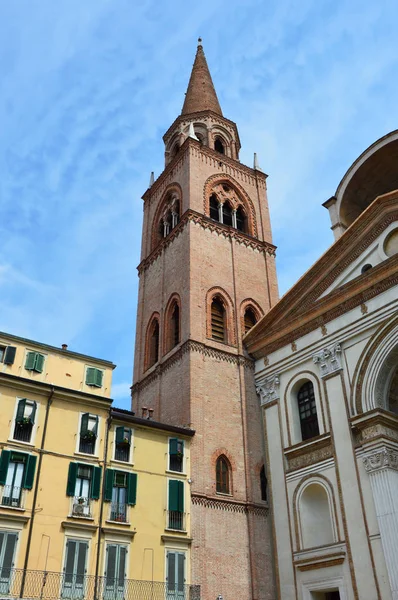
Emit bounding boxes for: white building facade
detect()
[245,131,398,600]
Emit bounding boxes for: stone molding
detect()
[363,446,398,473]
[256,375,280,406]
[313,343,342,378]
[132,339,254,394]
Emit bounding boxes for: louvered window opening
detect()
[216,457,230,494]
[214,138,225,154]
[244,308,257,334]
[148,321,159,368]
[298,382,320,441]
[211,300,225,342]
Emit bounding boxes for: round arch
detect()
[151,183,183,251]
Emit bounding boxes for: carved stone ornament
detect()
[313,343,342,378]
[256,375,280,406]
[363,447,398,473]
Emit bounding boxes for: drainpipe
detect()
[94,410,111,600]
[20,386,55,598]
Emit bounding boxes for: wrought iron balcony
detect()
[166,510,186,531]
[0,569,200,600]
[114,444,130,462]
[108,502,129,523]
[70,497,92,518]
[13,422,33,443]
[0,486,25,509]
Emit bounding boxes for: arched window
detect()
[211,298,226,342]
[298,381,319,441]
[214,138,225,154]
[169,303,180,351]
[210,194,220,221]
[236,206,246,233]
[222,202,233,227]
[244,307,257,334]
[147,319,160,369]
[260,466,267,501]
[300,483,334,548]
[216,456,230,494]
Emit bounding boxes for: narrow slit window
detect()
[236,206,246,233]
[298,381,319,441]
[211,298,226,342]
[216,456,230,494]
[223,202,233,227]
[148,320,160,368]
[170,303,180,349]
[210,194,219,221]
[244,308,257,334]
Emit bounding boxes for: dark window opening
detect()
[244,308,257,334]
[170,303,180,349]
[298,381,319,441]
[169,438,184,473]
[260,465,267,501]
[236,206,246,233]
[148,320,160,368]
[210,194,219,221]
[211,298,226,342]
[361,263,372,274]
[222,185,230,192]
[223,202,233,227]
[216,456,230,494]
[172,144,180,157]
[214,138,225,154]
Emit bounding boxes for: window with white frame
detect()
[104,544,127,600]
[62,538,89,598]
[0,450,37,509]
[166,550,186,597]
[12,398,37,444]
[114,427,133,462]
[78,414,99,455]
[168,439,184,473]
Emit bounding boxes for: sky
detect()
[0,0,397,409]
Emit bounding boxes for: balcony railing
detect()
[0,486,25,509]
[114,444,130,462]
[13,422,33,443]
[167,510,186,531]
[109,502,128,523]
[0,569,200,600]
[70,497,92,518]
[78,438,95,455]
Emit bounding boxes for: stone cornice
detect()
[363,445,398,473]
[247,254,398,358]
[245,193,398,356]
[132,340,254,395]
[137,209,276,274]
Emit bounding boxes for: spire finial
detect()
[198,37,202,46]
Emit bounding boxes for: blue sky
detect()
[0,0,397,409]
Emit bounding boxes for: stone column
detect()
[363,447,398,600]
[232,209,237,229]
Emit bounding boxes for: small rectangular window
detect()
[25,351,45,373]
[13,398,37,443]
[3,346,16,365]
[114,427,132,462]
[85,367,103,388]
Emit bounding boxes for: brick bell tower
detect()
[132,40,278,600]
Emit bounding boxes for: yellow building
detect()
[0,332,197,599]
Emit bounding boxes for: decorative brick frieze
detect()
[191,493,269,516]
[256,375,280,406]
[313,343,343,378]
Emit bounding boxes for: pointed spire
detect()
[181,38,222,116]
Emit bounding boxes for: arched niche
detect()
[298,482,336,549]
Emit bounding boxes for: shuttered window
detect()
[62,539,88,596]
[168,480,184,513]
[1,346,16,365]
[105,544,127,594]
[244,308,257,334]
[169,439,184,473]
[66,463,101,500]
[115,427,132,462]
[25,351,45,373]
[85,368,103,388]
[0,531,18,588]
[211,299,225,342]
[167,551,185,594]
[104,469,137,506]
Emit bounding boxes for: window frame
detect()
[167,438,185,474]
[84,366,104,389]
[112,426,134,464]
[24,350,46,374]
[286,374,325,446]
[75,413,100,457]
[216,455,231,496]
[297,381,320,442]
[10,397,39,446]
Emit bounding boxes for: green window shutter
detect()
[4,346,16,365]
[169,439,178,455]
[23,455,37,490]
[91,466,102,499]
[80,413,89,437]
[85,368,96,386]
[104,469,114,502]
[25,352,36,371]
[95,369,103,388]
[16,399,26,423]
[92,415,99,436]
[168,480,179,512]
[178,480,184,512]
[115,427,124,444]
[30,402,37,425]
[0,450,11,485]
[66,462,78,496]
[34,353,45,373]
[127,473,137,506]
